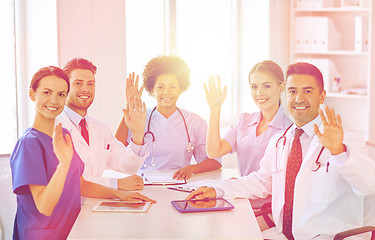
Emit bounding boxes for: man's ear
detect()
[320,90,326,104]
[29,88,36,101]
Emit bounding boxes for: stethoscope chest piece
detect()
[186,143,194,153]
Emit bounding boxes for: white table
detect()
[68,169,263,239]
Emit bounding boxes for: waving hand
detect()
[126,72,144,100]
[314,106,345,155]
[204,75,227,110]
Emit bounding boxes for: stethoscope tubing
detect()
[143,107,194,167]
[276,124,324,172]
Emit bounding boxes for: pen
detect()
[326,162,330,172]
[141,173,148,181]
[167,186,195,193]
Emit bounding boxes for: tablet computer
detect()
[171,198,234,213]
[92,201,151,213]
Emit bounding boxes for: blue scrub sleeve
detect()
[11,136,48,195]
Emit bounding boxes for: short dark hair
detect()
[142,55,191,93]
[30,66,70,93]
[249,60,284,85]
[63,57,97,77]
[286,62,324,93]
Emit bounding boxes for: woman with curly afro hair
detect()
[116,55,221,180]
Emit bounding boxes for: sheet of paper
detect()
[141,171,185,185]
[101,169,131,179]
[184,179,222,189]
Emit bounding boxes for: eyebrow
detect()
[42,88,67,93]
[287,86,314,90]
[72,79,95,82]
[250,81,273,85]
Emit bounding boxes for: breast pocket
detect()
[310,165,342,204]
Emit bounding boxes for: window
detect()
[125,0,270,123]
[175,0,233,121]
[0,0,17,155]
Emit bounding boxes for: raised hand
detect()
[123,96,146,145]
[126,72,144,100]
[52,123,73,167]
[314,106,345,155]
[204,75,227,110]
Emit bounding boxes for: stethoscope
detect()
[143,106,194,167]
[275,124,325,172]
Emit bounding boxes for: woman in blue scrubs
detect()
[10,66,84,239]
[115,56,221,180]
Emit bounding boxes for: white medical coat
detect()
[56,111,146,187]
[217,119,375,239]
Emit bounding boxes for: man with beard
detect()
[56,57,149,196]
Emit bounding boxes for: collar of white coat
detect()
[291,115,323,139]
[64,106,88,128]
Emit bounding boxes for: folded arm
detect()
[173,158,222,180]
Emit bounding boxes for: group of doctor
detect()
[9,54,375,239]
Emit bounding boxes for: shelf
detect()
[326,92,367,100]
[293,8,370,13]
[292,50,369,56]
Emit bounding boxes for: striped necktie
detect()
[282,128,304,240]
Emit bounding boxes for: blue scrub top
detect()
[10,128,84,240]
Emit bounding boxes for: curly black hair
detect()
[142,55,191,94]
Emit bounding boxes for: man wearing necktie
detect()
[186,62,375,239]
[56,57,155,202]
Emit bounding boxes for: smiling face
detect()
[66,69,96,116]
[286,74,326,127]
[30,76,68,120]
[249,72,284,112]
[152,74,182,111]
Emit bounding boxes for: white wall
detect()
[57,0,127,132]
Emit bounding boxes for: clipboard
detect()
[141,172,186,185]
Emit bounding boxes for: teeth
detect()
[257,99,267,103]
[46,106,58,111]
[295,106,308,110]
[79,96,89,99]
